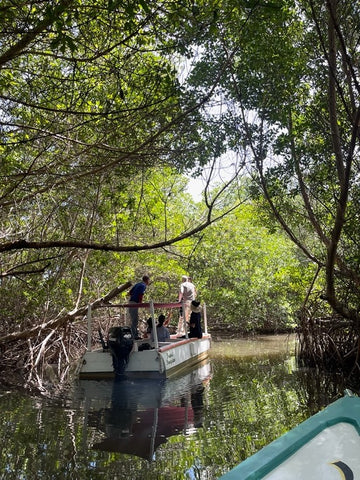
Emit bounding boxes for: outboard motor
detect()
[108,326,134,376]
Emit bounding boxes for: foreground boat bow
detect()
[219,391,360,480]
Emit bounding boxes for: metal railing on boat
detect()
[86,299,208,352]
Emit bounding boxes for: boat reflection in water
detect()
[76,360,211,461]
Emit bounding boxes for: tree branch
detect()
[0,0,74,66]
[0,193,242,254]
[0,281,132,346]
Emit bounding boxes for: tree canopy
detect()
[0,1,236,284]
[1,0,360,390]
[183,0,360,323]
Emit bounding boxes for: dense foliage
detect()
[1,0,360,388]
[182,202,315,332]
[183,0,360,324]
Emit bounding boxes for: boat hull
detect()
[219,393,360,480]
[79,334,211,379]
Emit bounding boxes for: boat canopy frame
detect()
[86,300,208,352]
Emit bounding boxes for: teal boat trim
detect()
[219,391,360,479]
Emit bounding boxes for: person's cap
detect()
[190,300,201,312]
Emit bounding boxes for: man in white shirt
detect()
[177,275,196,335]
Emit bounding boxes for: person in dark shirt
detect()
[189,300,203,338]
[128,275,150,339]
[144,317,153,339]
[151,314,170,342]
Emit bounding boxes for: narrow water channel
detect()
[0,335,350,479]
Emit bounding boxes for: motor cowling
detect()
[108,326,134,376]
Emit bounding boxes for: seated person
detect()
[189,300,203,338]
[144,317,152,338]
[151,314,170,342]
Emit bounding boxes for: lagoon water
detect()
[0,335,350,479]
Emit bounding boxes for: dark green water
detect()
[0,335,350,479]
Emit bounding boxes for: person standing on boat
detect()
[189,300,203,338]
[151,314,170,342]
[177,275,196,336]
[188,277,197,298]
[128,275,150,339]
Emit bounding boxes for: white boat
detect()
[219,390,360,480]
[79,300,211,379]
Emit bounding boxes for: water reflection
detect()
[1,335,357,480]
[74,361,211,462]
[210,333,297,359]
